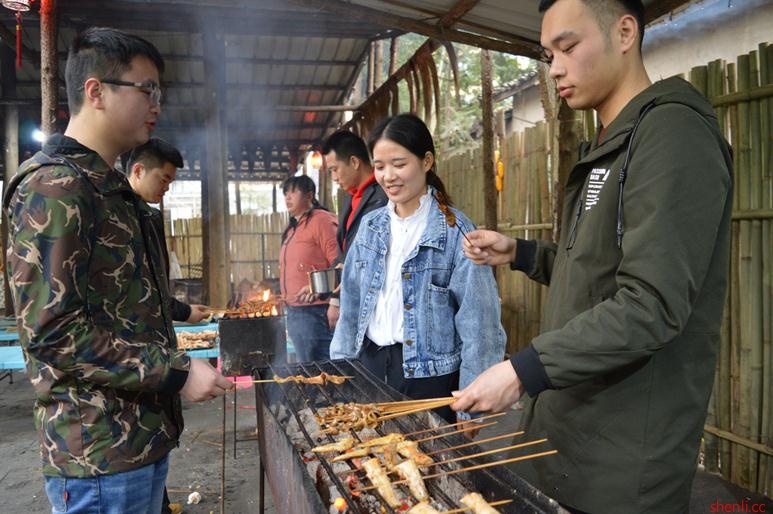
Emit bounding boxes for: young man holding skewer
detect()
[452,1,733,513]
[4,27,232,513]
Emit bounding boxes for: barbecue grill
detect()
[218,316,286,376]
[253,359,567,514]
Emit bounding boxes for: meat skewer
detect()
[459,492,501,514]
[395,459,429,501]
[362,457,403,508]
[311,437,355,453]
[253,372,353,385]
[408,502,442,514]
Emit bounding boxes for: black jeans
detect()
[358,337,459,423]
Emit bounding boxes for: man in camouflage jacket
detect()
[4,27,231,513]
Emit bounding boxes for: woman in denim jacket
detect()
[330,114,506,423]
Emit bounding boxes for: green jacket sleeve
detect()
[7,168,189,393]
[527,104,731,390]
[510,239,558,285]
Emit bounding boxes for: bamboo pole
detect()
[759,41,772,498]
[725,61,739,483]
[747,49,765,492]
[735,53,754,490]
[697,61,720,473]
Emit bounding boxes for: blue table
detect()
[174,322,220,359]
[0,331,19,343]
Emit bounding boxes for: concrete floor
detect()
[1,374,770,513]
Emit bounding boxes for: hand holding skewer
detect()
[451,361,524,414]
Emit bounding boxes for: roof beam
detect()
[439,0,482,27]
[285,0,541,58]
[163,103,357,112]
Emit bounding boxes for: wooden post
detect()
[374,40,383,90]
[388,37,397,77]
[234,181,242,215]
[367,42,376,96]
[202,31,231,308]
[480,49,496,231]
[2,44,18,315]
[40,0,58,136]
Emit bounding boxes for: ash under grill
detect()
[254,359,566,514]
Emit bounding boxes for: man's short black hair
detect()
[538,0,645,49]
[125,138,184,173]
[65,27,165,115]
[321,130,371,165]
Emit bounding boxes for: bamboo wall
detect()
[694,44,773,497]
[167,211,288,286]
[437,44,772,497]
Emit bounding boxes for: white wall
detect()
[509,0,773,124]
[510,84,546,133]
[643,0,773,81]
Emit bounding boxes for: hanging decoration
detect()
[2,0,32,69]
[495,150,505,193]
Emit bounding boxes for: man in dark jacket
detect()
[4,27,232,514]
[125,137,210,324]
[322,130,387,329]
[452,1,733,513]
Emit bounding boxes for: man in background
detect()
[125,137,210,324]
[321,130,387,329]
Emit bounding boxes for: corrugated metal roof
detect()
[0,0,689,179]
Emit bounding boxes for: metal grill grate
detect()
[253,359,566,514]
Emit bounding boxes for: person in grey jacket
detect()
[452,1,733,513]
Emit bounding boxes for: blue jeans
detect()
[44,454,169,514]
[286,304,333,362]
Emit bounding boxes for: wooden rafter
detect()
[439,0,482,27]
[285,0,541,58]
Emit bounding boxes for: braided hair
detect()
[367,113,457,227]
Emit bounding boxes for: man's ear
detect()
[83,77,104,109]
[130,162,145,181]
[617,14,639,54]
[350,155,361,170]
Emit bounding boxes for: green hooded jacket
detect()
[509,77,733,513]
[3,135,191,477]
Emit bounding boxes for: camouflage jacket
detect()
[3,135,191,477]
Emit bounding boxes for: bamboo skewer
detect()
[423,439,549,469]
[356,449,558,492]
[334,423,501,476]
[375,396,456,410]
[415,421,499,444]
[403,412,507,438]
[441,499,512,514]
[377,399,457,421]
[426,430,525,456]
[340,438,549,478]
[249,375,354,384]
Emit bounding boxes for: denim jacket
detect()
[330,193,506,391]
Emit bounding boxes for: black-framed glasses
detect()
[101,79,162,106]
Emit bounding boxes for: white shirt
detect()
[366,189,433,346]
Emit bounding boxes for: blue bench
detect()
[0,323,222,382]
